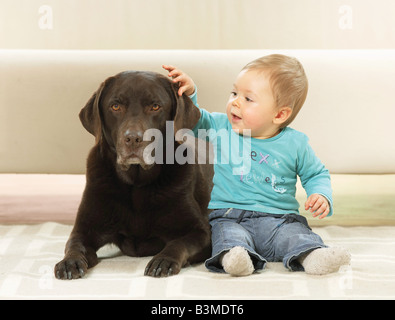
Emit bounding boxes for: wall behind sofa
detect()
[1,0,395,50]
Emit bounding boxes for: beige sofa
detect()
[0,49,394,226]
[1,49,395,174]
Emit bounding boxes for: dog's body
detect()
[54,71,213,279]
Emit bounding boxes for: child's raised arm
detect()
[162,65,195,97]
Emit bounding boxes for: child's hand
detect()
[305,194,330,219]
[162,65,195,96]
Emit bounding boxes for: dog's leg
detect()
[54,233,98,280]
[144,242,186,277]
[144,226,210,277]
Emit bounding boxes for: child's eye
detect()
[230,91,237,97]
[245,97,253,102]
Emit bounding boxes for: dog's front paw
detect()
[144,256,181,277]
[54,255,88,280]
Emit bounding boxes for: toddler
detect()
[163,54,350,276]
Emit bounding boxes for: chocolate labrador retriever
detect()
[54,71,213,279]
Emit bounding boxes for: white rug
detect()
[1,222,395,300]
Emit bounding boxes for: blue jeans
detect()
[205,208,327,273]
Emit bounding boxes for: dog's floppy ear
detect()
[171,82,201,134]
[79,77,113,142]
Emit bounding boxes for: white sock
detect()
[299,247,351,275]
[221,246,255,277]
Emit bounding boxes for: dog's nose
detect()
[124,130,143,146]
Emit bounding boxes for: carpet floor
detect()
[1,174,395,300]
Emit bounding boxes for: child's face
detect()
[226,69,279,139]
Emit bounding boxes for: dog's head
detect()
[79,71,201,171]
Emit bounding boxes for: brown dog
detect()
[54,71,213,279]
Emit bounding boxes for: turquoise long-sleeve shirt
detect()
[189,90,333,216]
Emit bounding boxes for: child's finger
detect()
[305,194,317,210]
[310,197,325,213]
[313,200,330,217]
[162,64,175,72]
[171,75,186,83]
[317,206,330,219]
[171,71,184,80]
[312,203,325,217]
[178,87,186,96]
[163,65,182,79]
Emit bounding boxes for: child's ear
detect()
[273,107,292,125]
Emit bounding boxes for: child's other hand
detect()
[305,194,330,219]
[162,65,195,96]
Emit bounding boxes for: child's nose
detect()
[232,96,241,108]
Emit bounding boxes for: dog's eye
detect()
[151,104,161,111]
[111,104,121,111]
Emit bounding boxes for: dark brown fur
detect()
[54,71,213,279]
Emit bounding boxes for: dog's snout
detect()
[124,130,143,146]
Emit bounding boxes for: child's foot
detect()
[299,247,351,275]
[221,246,254,276]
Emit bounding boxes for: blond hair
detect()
[242,54,308,128]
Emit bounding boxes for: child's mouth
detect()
[231,113,242,122]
